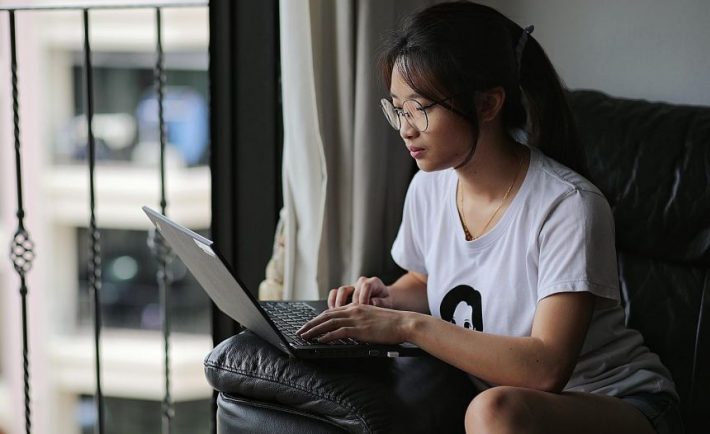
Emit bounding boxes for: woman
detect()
[298,2,681,433]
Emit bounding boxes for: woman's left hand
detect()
[296,304,413,344]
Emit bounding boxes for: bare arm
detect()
[403,291,595,392]
[302,290,594,392]
[387,271,429,313]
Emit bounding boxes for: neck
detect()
[456,127,526,202]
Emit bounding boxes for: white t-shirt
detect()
[391,146,677,398]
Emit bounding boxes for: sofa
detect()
[204,90,710,434]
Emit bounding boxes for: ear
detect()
[475,87,506,123]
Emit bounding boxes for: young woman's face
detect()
[389,67,475,172]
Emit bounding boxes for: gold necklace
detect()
[457,152,523,241]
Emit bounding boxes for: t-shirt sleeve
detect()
[537,189,620,302]
[391,175,428,275]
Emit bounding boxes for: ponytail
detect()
[518,31,587,177]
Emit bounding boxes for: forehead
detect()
[389,67,419,100]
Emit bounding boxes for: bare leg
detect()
[464,386,657,434]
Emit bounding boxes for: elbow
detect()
[528,362,573,394]
[534,375,567,394]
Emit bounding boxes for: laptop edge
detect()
[142,206,423,358]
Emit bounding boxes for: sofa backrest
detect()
[568,90,709,434]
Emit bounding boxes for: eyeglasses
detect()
[380,98,438,132]
[381,92,478,132]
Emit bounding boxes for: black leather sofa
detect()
[204,90,710,434]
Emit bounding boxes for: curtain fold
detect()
[275,0,436,300]
[279,0,329,300]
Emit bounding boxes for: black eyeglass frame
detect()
[380,93,473,132]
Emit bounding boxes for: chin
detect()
[415,159,447,172]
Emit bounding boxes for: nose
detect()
[399,118,420,141]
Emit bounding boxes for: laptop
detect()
[142,206,424,358]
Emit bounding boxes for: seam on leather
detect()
[204,361,374,433]
[689,270,708,403]
[220,393,350,432]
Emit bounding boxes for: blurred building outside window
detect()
[0,3,212,433]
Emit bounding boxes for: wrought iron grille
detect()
[2,1,208,433]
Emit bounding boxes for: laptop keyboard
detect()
[261,301,362,346]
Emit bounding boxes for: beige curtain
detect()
[261,0,436,300]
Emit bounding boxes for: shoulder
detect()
[535,148,602,197]
[528,148,613,227]
[532,148,608,205]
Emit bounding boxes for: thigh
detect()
[466,386,657,434]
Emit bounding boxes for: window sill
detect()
[43,165,211,230]
[49,329,213,401]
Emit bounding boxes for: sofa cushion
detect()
[569,89,710,433]
[568,90,710,265]
[217,393,349,433]
[204,330,478,434]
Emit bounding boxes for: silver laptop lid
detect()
[142,206,292,355]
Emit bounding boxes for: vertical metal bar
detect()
[8,10,35,434]
[82,9,105,434]
[155,7,174,434]
[156,8,168,217]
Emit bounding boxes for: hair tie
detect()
[515,25,534,76]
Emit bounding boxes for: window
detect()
[77,395,211,434]
[76,228,211,333]
[0,4,211,434]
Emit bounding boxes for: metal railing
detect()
[2,1,208,433]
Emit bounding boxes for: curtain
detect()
[269,0,436,300]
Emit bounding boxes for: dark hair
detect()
[379,1,586,176]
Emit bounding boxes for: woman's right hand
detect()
[327,276,393,308]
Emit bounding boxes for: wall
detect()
[480,0,710,106]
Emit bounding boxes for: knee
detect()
[464,386,532,434]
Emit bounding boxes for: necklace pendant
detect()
[463,227,473,241]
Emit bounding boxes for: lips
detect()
[408,146,425,159]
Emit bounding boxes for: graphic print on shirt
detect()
[439,285,483,331]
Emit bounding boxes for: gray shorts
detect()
[621,392,684,434]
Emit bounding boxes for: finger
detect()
[358,281,372,305]
[327,289,337,309]
[351,277,366,304]
[297,307,346,335]
[301,318,350,340]
[296,311,328,336]
[335,286,354,307]
[350,286,361,305]
[319,326,357,343]
[371,297,382,307]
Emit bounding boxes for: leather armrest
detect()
[205,330,477,433]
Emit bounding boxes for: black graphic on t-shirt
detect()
[440,285,483,331]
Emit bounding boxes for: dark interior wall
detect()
[208,0,282,345]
